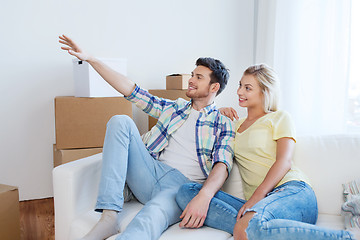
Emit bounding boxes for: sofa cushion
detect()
[293,135,360,215]
[70,202,358,240]
[69,200,232,240]
[316,214,360,240]
[108,225,232,240]
[316,213,345,230]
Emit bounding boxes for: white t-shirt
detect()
[158,108,206,183]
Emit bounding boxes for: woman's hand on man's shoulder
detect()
[219,107,239,121]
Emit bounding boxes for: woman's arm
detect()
[237,137,295,219]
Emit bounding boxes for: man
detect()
[59,34,235,240]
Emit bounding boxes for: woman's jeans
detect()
[95,115,190,240]
[176,181,354,240]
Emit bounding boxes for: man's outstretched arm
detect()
[179,162,228,228]
[59,34,135,97]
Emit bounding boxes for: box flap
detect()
[0,184,18,194]
[167,73,191,77]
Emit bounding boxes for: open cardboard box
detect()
[166,74,191,90]
[73,58,127,97]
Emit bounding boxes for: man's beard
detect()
[186,86,211,99]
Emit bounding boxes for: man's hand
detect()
[179,163,228,229]
[59,34,91,61]
[219,107,239,121]
[58,34,136,96]
[179,191,212,229]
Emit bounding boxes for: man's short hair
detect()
[196,57,230,96]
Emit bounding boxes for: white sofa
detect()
[53,134,360,240]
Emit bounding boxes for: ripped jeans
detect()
[176,181,354,240]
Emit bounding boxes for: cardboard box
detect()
[73,58,127,97]
[55,96,132,149]
[166,74,191,90]
[0,184,20,240]
[53,145,103,167]
[148,90,190,130]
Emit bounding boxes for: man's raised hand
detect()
[59,34,91,61]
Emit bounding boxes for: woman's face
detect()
[237,74,263,109]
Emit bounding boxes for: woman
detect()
[175,64,354,240]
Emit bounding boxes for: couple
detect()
[59,35,353,240]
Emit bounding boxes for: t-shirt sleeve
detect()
[272,111,296,142]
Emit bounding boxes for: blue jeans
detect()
[176,181,354,240]
[95,115,190,240]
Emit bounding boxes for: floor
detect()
[19,197,55,240]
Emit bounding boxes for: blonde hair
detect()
[244,64,279,113]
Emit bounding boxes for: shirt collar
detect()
[186,100,217,116]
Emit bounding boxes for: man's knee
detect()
[107,115,133,128]
[141,193,182,226]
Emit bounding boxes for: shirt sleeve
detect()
[212,115,236,175]
[272,111,296,142]
[125,85,176,119]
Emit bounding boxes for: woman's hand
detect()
[236,192,265,221]
[219,107,239,121]
[59,34,91,61]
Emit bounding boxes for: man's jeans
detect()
[176,181,354,240]
[95,115,190,240]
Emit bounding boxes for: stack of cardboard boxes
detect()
[54,58,131,167]
[53,68,189,164]
[54,96,132,167]
[148,74,191,130]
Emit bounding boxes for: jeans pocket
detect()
[266,181,305,197]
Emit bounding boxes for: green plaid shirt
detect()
[125,85,235,177]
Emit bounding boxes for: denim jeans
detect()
[95,115,190,240]
[176,181,354,240]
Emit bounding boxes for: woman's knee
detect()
[175,183,202,210]
[233,211,256,240]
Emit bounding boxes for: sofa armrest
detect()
[53,153,103,240]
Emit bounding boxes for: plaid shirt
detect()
[125,85,235,177]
